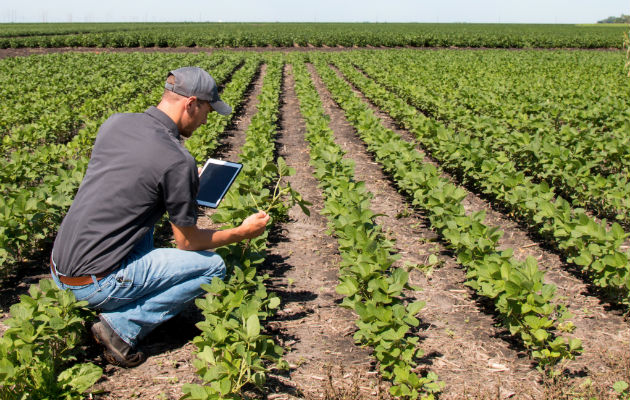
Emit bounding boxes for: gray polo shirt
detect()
[52,106,199,277]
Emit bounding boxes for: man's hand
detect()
[171,210,269,251]
[240,211,270,239]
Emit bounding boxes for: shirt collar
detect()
[145,106,180,140]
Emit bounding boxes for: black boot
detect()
[91,318,146,368]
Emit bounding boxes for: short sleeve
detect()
[161,159,199,227]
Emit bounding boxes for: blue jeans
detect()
[51,229,226,347]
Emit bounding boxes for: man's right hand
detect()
[171,210,269,251]
[239,211,270,239]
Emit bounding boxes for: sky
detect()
[2,0,629,24]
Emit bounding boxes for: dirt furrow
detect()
[208,63,267,163]
[93,62,268,400]
[306,63,550,399]
[326,62,630,398]
[263,63,385,399]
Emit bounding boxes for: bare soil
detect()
[0,49,628,400]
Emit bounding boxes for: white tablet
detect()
[196,158,242,208]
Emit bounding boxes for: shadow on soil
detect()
[0,246,53,313]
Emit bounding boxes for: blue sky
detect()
[2,0,629,24]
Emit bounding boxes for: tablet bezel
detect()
[196,158,242,208]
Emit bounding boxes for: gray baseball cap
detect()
[165,67,232,115]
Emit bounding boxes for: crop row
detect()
[2,54,243,188]
[349,50,630,227]
[0,22,147,38]
[0,23,624,49]
[1,53,224,154]
[0,279,102,399]
[323,54,630,308]
[362,50,629,146]
[291,56,442,399]
[310,54,582,374]
[357,51,630,173]
[183,55,310,399]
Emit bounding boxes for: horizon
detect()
[3,0,628,25]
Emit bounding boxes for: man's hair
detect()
[161,74,182,102]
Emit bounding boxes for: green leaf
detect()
[0,358,15,380]
[49,316,66,331]
[532,328,548,343]
[406,301,425,316]
[253,371,266,388]
[505,280,521,297]
[568,338,582,352]
[246,314,260,338]
[336,278,358,296]
[197,346,216,364]
[219,376,232,395]
[182,383,211,399]
[268,296,281,309]
[58,363,103,393]
[212,325,228,343]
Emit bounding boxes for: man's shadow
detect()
[140,303,205,356]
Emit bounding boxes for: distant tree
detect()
[598,14,630,23]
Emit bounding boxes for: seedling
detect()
[395,205,412,219]
[404,260,434,278]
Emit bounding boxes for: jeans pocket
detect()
[74,276,114,308]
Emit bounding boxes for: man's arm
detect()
[171,211,270,251]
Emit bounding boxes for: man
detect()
[50,66,269,368]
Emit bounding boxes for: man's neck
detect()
[156,101,183,127]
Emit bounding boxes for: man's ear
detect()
[184,96,197,113]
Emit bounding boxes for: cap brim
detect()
[211,100,232,116]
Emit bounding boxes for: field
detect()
[0,27,629,400]
[0,22,626,49]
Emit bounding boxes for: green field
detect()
[0,22,627,48]
[1,45,629,399]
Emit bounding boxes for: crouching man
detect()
[50,67,269,367]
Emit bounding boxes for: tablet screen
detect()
[197,159,242,208]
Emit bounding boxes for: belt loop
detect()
[92,274,102,291]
